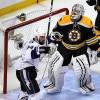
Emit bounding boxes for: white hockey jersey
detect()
[15,41,40,70]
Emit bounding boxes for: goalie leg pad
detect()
[46,51,65,93]
[72,54,94,93]
[79,83,95,94]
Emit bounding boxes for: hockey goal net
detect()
[0,8,69,94]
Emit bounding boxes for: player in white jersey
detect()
[15,28,50,100]
[16,40,40,100]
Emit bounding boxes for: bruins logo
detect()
[68,29,81,42]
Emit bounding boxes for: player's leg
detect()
[16,70,28,100]
[26,66,40,94]
[26,66,42,100]
[45,51,65,93]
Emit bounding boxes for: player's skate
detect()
[86,83,95,91]
[47,87,61,94]
[79,83,95,94]
[43,80,54,89]
[18,91,28,100]
[28,92,44,100]
[79,86,90,94]
[28,94,36,100]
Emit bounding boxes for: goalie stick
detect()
[46,0,54,46]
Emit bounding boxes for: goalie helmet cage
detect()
[3,8,69,94]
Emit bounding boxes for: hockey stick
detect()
[46,0,54,46]
[39,0,54,85]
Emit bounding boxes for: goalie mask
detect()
[71,4,84,22]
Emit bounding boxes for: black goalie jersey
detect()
[51,15,99,65]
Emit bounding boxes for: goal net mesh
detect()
[0,7,69,94]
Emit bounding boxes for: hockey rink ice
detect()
[0,0,100,100]
[0,62,100,100]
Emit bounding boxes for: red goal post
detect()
[3,8,69,94]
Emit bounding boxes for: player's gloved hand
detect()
[86,0,96,6]
[94,5,100,11]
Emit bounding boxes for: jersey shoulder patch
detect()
[58,15,71,26]
[79,16,93,28]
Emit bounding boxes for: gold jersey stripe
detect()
[62,41,85,50]
[86,36,97,42]
[86,39,98,45]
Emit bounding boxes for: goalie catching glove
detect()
[87,48,98,65]
[86,0,96,6]
[50,32,63,41]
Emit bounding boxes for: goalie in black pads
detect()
[44,4,99,94]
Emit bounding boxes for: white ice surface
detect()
[0,0,100,100]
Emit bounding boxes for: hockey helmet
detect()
[35,27,46,36]
[71,4,84,22]
[34,27,46,45]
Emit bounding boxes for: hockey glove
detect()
[50,32,63,41]
[86,0,96,6]
[87,48,98,65]
[94,5,100,11]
